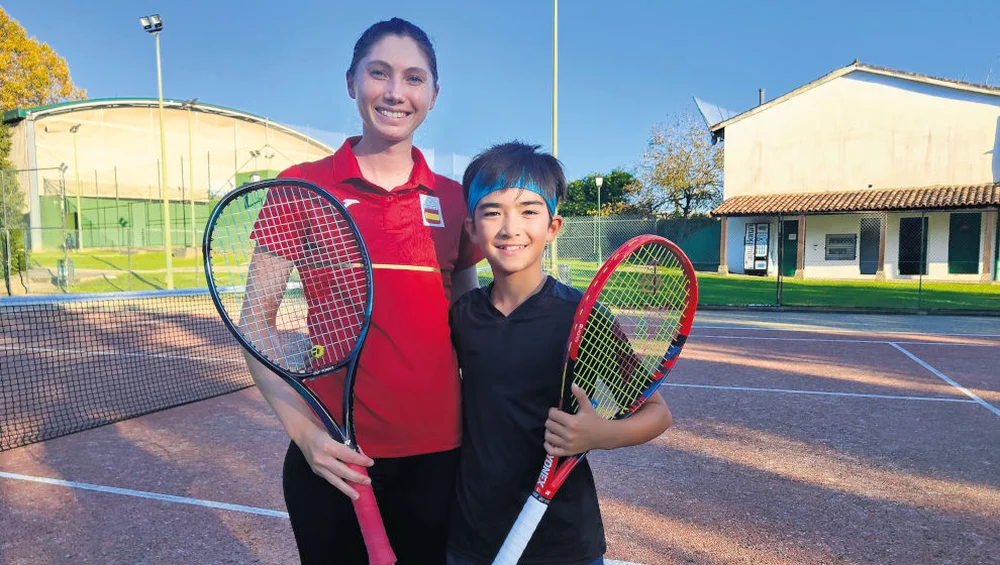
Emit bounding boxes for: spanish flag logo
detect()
[420,194,445,228]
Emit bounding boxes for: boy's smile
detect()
[495,243,528,254]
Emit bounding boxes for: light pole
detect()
[249,149,261,176]
[69,124,82,250]
[595,175,603,262]
[262,145,276,175]
[182,98,197,248]
[1,170,9,296]
[59,162,69,290]
[140,13,173,289]
[552,0,558,159]
[549,0,560,271]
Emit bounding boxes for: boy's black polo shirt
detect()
[448,276,606,564]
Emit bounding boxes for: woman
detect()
[246,17,481,564]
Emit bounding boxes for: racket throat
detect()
[529,490,552,505]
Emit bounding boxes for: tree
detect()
[0,8,87,111]
[632,113,723,227]
[560,169,642,216]
[1,7,86,292]
[1,123,28,293]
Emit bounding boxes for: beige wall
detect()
[723,71,1000,198]
[14,105,333,205]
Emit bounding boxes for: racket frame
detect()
[542,235,696,497]
[492,235,698,565]
[204,179,394,565]
[204,178,373,446]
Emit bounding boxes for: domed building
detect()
[3,98,335,251]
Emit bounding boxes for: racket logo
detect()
[310,344,325,359]
[536,456,554,490]
[241,192,264,209]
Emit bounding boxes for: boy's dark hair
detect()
[348,18,439,85]
[462,142,567,217]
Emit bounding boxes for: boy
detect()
[447,142,672,565]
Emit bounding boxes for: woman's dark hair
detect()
[348,18,438,85]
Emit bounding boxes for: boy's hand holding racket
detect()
[543,384,615,456]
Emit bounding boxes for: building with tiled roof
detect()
[704,61,999,282]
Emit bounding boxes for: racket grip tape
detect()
[491,495,549,565]
[346,463,397,565]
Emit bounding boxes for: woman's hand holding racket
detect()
[297,422,375,500]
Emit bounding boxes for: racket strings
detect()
[571,242,691,417]
[208,184,370,374]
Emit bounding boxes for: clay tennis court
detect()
[1,310,997,564]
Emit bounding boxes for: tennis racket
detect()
[203,178,395,565]
[492,234,698,565]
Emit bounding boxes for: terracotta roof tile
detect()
[711,184,1000,216]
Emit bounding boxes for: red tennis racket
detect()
[492,235,698,564]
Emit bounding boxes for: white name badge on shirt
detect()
[420,194,445,228]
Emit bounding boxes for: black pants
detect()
[283,441,459,565]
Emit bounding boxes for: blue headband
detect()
[466,170,556,216]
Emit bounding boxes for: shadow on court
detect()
[0,317,997,564]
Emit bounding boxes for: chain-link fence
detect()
[551,215,720,267]
[0,226,207,296]
[0,160,221,297]
[531,211,999,313]
[5,186,998,313]
[483,214,722,295]
[767,210,1000,312]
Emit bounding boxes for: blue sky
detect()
[4,0,1000,180]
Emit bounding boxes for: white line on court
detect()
[0,471,647,565]
[693,325,1000,339]
[0,471,288,518]
[693,334,994,347]
[889,343,1000,417]
[661,383,979,403]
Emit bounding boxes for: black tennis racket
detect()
[203,178,395,565]
[492,235,698,564]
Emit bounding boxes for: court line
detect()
[0,471,288,518]
[693,325,1000,339]
[693,335,995,347]
[889,343,1000,417]
[0,471,645,565]
[662,382,978,403]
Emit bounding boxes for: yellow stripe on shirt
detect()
[371,263,444,274]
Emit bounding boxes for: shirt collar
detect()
[330,136,437,193]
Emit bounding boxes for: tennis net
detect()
[0,289,250,451]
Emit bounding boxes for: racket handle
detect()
[346,463,396,565]
[492,495,549,565]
